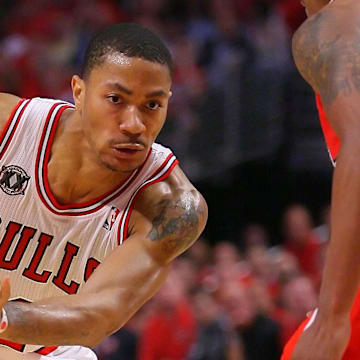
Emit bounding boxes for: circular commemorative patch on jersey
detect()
[0,165,30,195]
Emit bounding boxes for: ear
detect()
[71,75,85,114]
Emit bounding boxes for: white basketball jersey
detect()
[0,97,178,354]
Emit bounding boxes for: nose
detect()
[119,105,146,136]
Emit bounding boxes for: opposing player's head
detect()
[301,0,332,17]
[71,23,173,173]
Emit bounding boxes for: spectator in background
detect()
[187,288,232,360]
[246,245,279,313]
[282,204,322,286]
[271,248,301,284]
[213,241,252,287]
[219,280,282,360]
[137,265,196,360]
[242,223,269,249]
[275,275,318,346]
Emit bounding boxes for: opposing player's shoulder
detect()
[0,93,22,132]
[292,2,360,106]
[132,165,208,263]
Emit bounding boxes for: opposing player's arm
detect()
[291,5,360,358]
[0,166,207,347]
[0,93,21,131]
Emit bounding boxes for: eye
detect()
[108,95,122,104]
[146,101,161,110]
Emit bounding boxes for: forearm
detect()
[1,293,110,347]
[0,252,170,347]
[318,142,360,319]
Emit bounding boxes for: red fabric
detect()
[315,94,340,161]
[137,301,196,360]
[282,290,360,359]
[273,307,304,346]
[281,316,309,360]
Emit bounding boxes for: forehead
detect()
[88,53,172,92]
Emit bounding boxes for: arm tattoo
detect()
[147,191,202,255]
[292,11,360,107]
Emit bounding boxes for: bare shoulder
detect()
[130,165,208,264]
[292,1,360,107]
[0,93,22,131]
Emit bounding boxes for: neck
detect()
[46,109,133,205]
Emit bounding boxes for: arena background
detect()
[0,1,333,359]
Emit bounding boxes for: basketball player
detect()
[0,23,207,359]
[281,0,360,359]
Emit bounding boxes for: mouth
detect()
[111,143,145,160]
[113,143,145,151]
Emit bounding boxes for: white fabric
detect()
[304,308,318,331]
[0,346,97,360]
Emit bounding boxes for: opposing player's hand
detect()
[0,277,10,309]
[291,315,351,360]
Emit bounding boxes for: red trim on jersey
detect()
[0,338,25,352]
[315,94,340,161]
[0,339,58,355]
[35,346,59,355]
[117,156,179,245]
[35,103,151,216]
[35,103,70,214]
[0,99,30,160]
[116,153,175,244]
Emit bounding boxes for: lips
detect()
[111,143,146,160]
[113,143,145,151]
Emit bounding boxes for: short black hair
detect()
[82,23,174,79]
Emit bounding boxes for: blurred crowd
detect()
[95,203,329,360]
[0,0,330,182]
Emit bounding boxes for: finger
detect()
[0,277,10,303]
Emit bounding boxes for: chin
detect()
[101,152,147,173]
[106,158,145,173]
[104,162,139,173]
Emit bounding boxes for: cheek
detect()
[82,101,108,146]
[150,112,167,137]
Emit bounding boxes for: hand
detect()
[291,315,351,360]
[0,277,10,310]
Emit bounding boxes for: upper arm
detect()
[292,6,360,138]
[0,93,21,132]
[130,167,208,265]
[80,166,207,333]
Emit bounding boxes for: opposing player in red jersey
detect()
[282,0,360,359]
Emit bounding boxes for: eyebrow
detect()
[106,82,133,95]
[145,90,168,98]
[105,82,168,98]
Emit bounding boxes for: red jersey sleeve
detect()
[315,94,340,162]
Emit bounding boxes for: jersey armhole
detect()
[116,155,179,245]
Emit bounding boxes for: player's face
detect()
[72,54,172,173]
[301,0,330,17]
